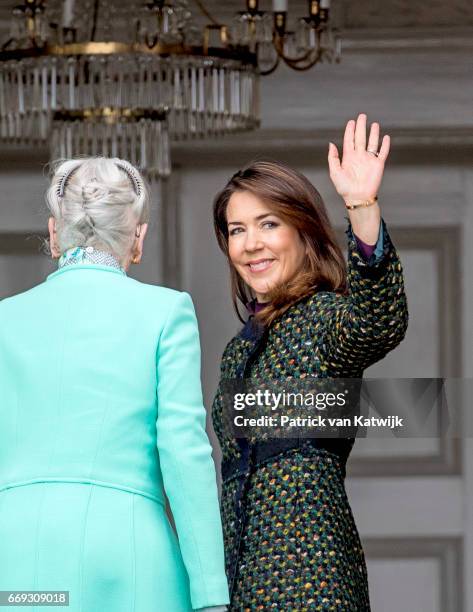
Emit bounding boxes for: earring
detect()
[135,225,141,238]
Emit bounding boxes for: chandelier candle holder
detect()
[232,0,339,75]
[0,0,339,178]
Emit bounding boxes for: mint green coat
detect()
[0,263,230,611]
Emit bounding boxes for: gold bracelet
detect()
[345,196,378,210]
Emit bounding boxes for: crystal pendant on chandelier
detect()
[0,0,260,178]
[50,110,171,176]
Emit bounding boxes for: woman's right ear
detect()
[48,217,60,259]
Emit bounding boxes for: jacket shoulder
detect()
[0,282,47,311]
[129,278,183,301]
[282,290,346,319]
[0,276,185,318]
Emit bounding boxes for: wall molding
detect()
[363,536,463,612]
[346,226,462,478]
[2,128,473,169]
[171,127,473,164]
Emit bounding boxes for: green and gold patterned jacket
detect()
[212,219,408,598]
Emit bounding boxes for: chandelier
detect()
[0,1,339,178]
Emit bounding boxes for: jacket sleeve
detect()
[320,218,408,375]
[156,291,230,610]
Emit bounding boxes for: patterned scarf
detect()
[58,246,126,274]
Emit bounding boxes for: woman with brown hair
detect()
[212,114,408,610]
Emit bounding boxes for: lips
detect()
[247,259,274,273]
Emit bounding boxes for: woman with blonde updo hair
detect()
[45,157,150,268]
[0,157,229,612]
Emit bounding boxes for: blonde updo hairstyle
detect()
[45,157,150,264]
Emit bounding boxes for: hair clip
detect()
[55,159,143,200]
[56,161,83,199]
[115,159,143,197]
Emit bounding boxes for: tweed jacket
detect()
[212,218,409,595]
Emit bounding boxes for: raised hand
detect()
[328,113,390,203]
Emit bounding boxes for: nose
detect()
[244,228,264,252]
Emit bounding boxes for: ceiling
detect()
[198,0,473,30]
[0,0,473,38]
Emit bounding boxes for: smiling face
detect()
[226,190,307,302]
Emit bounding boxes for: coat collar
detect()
[47,246,127,281]
[46,264,127,282]
[58,246,125,272]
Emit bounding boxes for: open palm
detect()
[328,114,390,202]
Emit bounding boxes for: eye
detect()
[229,226,244,236]
[262,220,279,229]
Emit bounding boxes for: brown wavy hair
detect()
[213,160,348,326]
